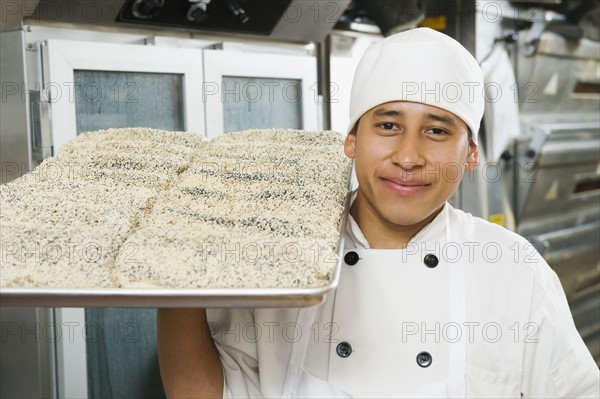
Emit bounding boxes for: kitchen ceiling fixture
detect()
[28,0,351,42]
[117,0,284,34]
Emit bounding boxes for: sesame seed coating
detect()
[1,128,351,289]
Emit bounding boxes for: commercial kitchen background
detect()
[0,0,598,397]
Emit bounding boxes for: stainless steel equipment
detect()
[505,29,600,364]
[505,118,600,363]
[23,0,351,43]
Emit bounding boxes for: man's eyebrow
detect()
[425,113,457,126]
[373,108,404,118]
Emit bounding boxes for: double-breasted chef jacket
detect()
[206,189,600,398]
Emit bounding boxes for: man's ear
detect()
[344,126,357,158]
[464,140,479,172]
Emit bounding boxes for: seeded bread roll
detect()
[59,127,205,152]
[0,180,154,211]
[116,226,337,289]
[1,128,350,289]
[0,223,119,288]
[0,180,155,289]
[50,127,206,189]
[0,181,153,236]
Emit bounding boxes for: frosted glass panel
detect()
[222,76,302,133]
[85,308,165,398]
[74,70,184,133]
[75,71,180,397]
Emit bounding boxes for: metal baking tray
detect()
[0,190,352,308]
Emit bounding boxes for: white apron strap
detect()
[446,209,467,397]
[281,304,319,398]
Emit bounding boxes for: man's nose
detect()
[390,133,425,170]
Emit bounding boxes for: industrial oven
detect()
[505,29,600,364]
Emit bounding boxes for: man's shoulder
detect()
[446,204,528,245]
[447,204,555,289]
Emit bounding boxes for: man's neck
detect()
[349,192,443,249]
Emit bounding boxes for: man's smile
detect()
[380,176,431,196]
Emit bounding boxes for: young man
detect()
[157,28,599,398]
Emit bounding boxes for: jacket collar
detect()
[345,188,449,250]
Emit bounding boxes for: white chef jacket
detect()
[206,190,599,398]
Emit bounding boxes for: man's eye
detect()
[380,122,395,130]
[429,128,447,135]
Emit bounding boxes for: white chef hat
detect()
[348,27,484,145]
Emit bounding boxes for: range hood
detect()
[26,0,351,42]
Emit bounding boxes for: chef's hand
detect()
[157,308,224,398]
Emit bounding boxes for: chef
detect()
[157,28,600,398]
